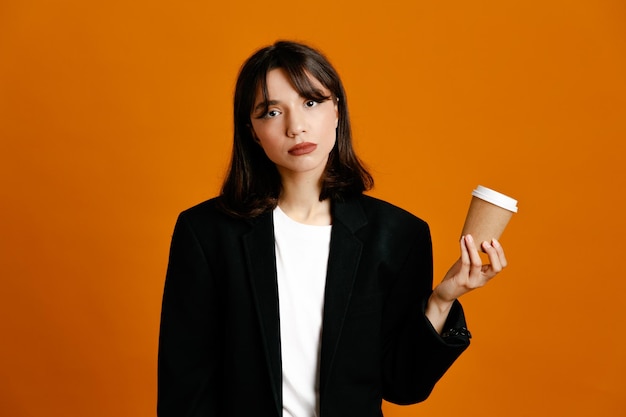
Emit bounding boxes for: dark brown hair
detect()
[219,40,373,218]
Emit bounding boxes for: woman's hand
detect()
[435,234,507,303]
[425,234,508,333]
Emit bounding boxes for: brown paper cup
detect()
[461,186,518,249]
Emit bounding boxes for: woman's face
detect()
[249,68,338,181]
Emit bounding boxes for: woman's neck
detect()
[278,174,331,226]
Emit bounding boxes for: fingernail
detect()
[492,238,501,248]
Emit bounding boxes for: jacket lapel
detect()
[319,198,368,399]
[242,211,282,417]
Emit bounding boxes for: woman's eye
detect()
[265,109,281,118]
[305,100,318,108]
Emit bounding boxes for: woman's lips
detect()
[288,142,317,155]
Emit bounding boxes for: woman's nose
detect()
[286,109,306,137]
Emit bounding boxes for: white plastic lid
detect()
[472,185,518,213]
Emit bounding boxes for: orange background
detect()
[1,1,625,416]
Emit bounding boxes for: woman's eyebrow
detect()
[253,99,280,114]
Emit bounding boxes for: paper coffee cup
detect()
[461,185,518,248]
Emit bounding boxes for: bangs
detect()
[253,62,333,116]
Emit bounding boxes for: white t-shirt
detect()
[273,206,332,417]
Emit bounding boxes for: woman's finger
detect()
[459,235,471,276]
[492,239,508,268]
[465,235,483,268]
[465,235,483,286]
[482,240,502,275]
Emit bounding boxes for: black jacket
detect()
[158,194,470,417]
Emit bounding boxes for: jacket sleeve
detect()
[381,221,470,405]
[157,213,221,417]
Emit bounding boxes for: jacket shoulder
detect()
[175,197,250,231]
[179,197,222,217]
[356,194,429,232]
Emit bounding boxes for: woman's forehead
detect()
[256,68,329,100]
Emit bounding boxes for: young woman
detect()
[158,40,508,417]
